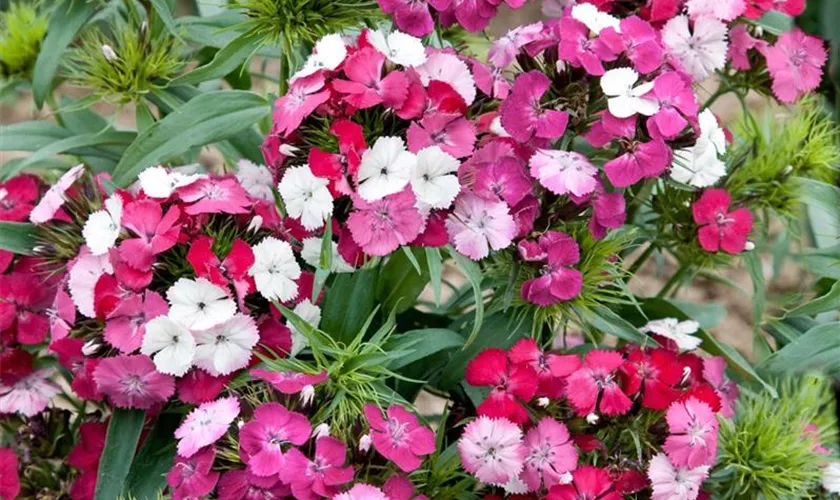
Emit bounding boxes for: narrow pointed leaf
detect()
[0,222,36,255]
[94,409,145,500]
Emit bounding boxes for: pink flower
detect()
[446,192,516,260]
[251,368,328,395]
[383,475,428,500]
[519,232,583,307]
[415,52,476,106]
[547,466,621,500]
[281,436,354,498]
[0,175,39,222]
[521,417,579,490]
[407,112,476,159]
[565,350,632,417]
[167,446,220,500]
[664,397,719,468]
[178,177,252,215]
[378,0,434,37]
[0,448,20,500]
[702,357,738,419]
[691,189,753,254]
[175,396,241,458]
[104,290,168,353]
[762,29,827,104]
[489,23,544,68]
[647,72,698,140]
[589,190,627,239]
[508,338,581,399]
[187,236,255,308]
[0,368,60,417]
[529,150,598,198]
[29,163,84,224]
[439,0,501,32]
[558,18,615,76]
[500,71,569,144]
[333,48,409,110]
[601,16,664,74]
[465,348,538,424]
[217,469,291,500]
[648,452,710,500]
[347,189,424,256]
[458,416,526,485]
[177,369,232,405]
[48,288,76,342]
[239,402,312,476]
[119,199,181,270]
[466,141,532,207]
[0,271,52,344]
[273,72,331,137]
[728,25,766,71]
[604,139,672,188]
[364,404,436,473]
[93,355,175,409]
[471,59,511,99]
[334,484,390,500]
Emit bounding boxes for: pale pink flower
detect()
[762,29,827,103]
[334,484,390,500]
[662,16,728,82]
[664,398,719,468]
[521,417,578,491]
[29,164,84,224]
[458,416,526,485]
[407,112,476,159]
[167,446,220,500]
[273,72,331,137]
[529,150,598,198]
[104,290,168,354]
[648,453,710,500]
[239,402,311,476]
[446,192,516,260]
[251,368,328,395]
[364,404,436,473]
[175,396,241,458]
[281,436,354,499]
[347,189,424,256]
[0,369,60,417]
[177,177,251,215]
[489,23,544,68]
[93,355,175,409]
[686,0,745,21]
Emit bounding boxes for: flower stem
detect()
[656,261,692,299]
[626,244,655,278]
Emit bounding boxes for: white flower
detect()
[641,317,702,351]
[140,316,196,376]
[662,15,728,82]
[138,166,204,198]
[249,237,301,302]
[411,146,461,209]
[686,0,746,21]
[166,278,236,330]
[648,452,710,500]
[671,110,727,187]
[82,195,123,256]
[601,68,659,119]
[289,299,322,357]
[368,29,427,67]
[236,159,274,201]
[490,115,510,137]
[572,3,620,34]
[277,165,333,230]
[357,136,416,201]
[503,475,530,495]
[301,237,355,273]
[193,314,259,376]
[823,462,840,494]
[292,33,347,81]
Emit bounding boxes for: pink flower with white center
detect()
[728,25,766,71]
[648,452,709,500]
[664,397,719,468]
[167,446,220,500]
[217,469,291,500]
[239,402,311,476]
[519,231,584,306]
[177,176,251,215]
[521,418,578,491]
[68,247,113,318]
[686,0,745,21]
[662,16,728,82]
[762,29,827,104]
[0,271,52,344]
[281,436,354,498]
[647,72,699,140]
[415,52,476,105]
[565,350,632,417]
[105,290,168,354]
[601,16,664,74]
[458,416,526,485]
[251,368,328,395]
[119,199,181,270]
[175,396,240,458]
[446,191,516,260]
[364,404,436,473]
[93,355,175,409]
[558,18,616,76]
[29,163,84,224]
[0,369,60,417]
[691,189,753,254]
[500,71,569,144]
[702,357,738,419]
[604,139,672,188]
[489,23,544,68]
[273,72,331,137]
[334,484,390,500]
[378,0,434,37]
[407,112,476,159]
[347,188,424,256]
[529,150,598,198]
[333,48,409,110]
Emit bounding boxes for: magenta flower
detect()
[691,189,753,254]
[465,347,538,424]
[217,469,291,500]
[239,402,312,476]
[603,139,672,188]
[489,23,544,68]
[529,150,598,198]
[251,369,328,396]
[92,355,175,409]
[702,357,739,419]
[446,191,516,260]
[68,421,107,471]
[601,16,664,74]
[646,72,699,140]
[177,369,232,405]
[664,397,719,468]
[407,112,476,159]
[521,417,578,491]
[273,72,331,137]
[364,404,436,473]
[564,350,632,417]
[119,200,181,270]
[0,448,20,500]
[333,48,409,110]
[104,291,168,354]
[383,475,429,500]
[589,190,627,240]
[500,71,569,144]
[0,272,52,344]
[48,288,76,342]
[762,29,827,103]
[728,25,766,71]
[519,231,583,306]
[175,396,240,458]
[378,0,434,37]
[178,176,252,215]
[166,446,220,500]
[347,188,424,256]
[464,141,532,207]
[547,466,621,500]
[558,18,615,76]
[281,436,354,498]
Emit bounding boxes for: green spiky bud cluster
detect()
[0,2,48,79]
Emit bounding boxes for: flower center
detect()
[122,375,145,395]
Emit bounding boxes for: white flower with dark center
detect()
[291,33,347,81]
[249,237,301,302]
[357,136,416,201]
[138,166,205,199]
[572,3,620,34]
[301,237,355,273]
[277,164,333,230]
[601,68,660,119]
[82,195,123,256]
[289,299,322,357]
[671,110,727,187]
[662,15,728,82]
[368,29,427,67]
[411,146,461,209]
[193,314,259,376]
[641,317,702,351]
[140,316,196,376]
[236,159,274,201]
[166,278,236,330]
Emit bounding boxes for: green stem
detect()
[278,40,291,96]
[700,84,730,111]
[656,261,692,299]
[627,244,655,278]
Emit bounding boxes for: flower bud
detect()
[101,44,118,62]
[279,144,301,157]
[745,241,755,251]
[313,423,330,439]
[586,413,599,425]
[537,397,550,407]
[82,339,101,356]
[247,215,264,233]
[299,384,315,406]
[359,433,372,452]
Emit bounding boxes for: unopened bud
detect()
[782,165,794,176]
[537,397,550,407]
[359,433,372,452]
[279,144,301,157]
[754,26,764,37]
[744,241,755,251]
[313,423,330,439]
[299,385,315,406]
[101,44,118,62]
[247,215,264,233]
[681,366,692,384]
[558,472,574,484]
[82,339,101,356]
[237,419,245,429]
[586,413,599,425]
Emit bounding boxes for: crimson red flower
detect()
[177,369,233,405]
[465,347,538,424]
[0,271,53,344]
[508,338,580,398]
[692,189,753,254]
[547,465,621,500]
[0,175,40,222]
[621,348,682,410]
[68,421,108,471]
[187,236,255,308]
[565,350,632,417]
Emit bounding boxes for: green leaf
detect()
[579,304,657,346]
[763,322,840,374]
[111,91,270,186]
[376,249,429,315]
[799,177,840,249]
[135,103,156,133]
[170,32,259,86]
[7,131,136,177]
[784,280,840,318]
[743,250,767,356]
[0,222,36,255]
[802,245,840,279]
[0,122,72,151]
[426,247,443,307]
[385,328,465,370]
[149,0,182,40]
[764,316,818,346]
[123,413,180,499]
[56,96,109,133]
[449,249,484,347]
[32,0,98,107]
[754,10,794,35]
[320,268,379,343]
[94,409,146,500]
[667,299,726,329]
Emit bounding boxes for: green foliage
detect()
[0,2,47,79]
[95,409,146,500]
[712,375,838,499]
